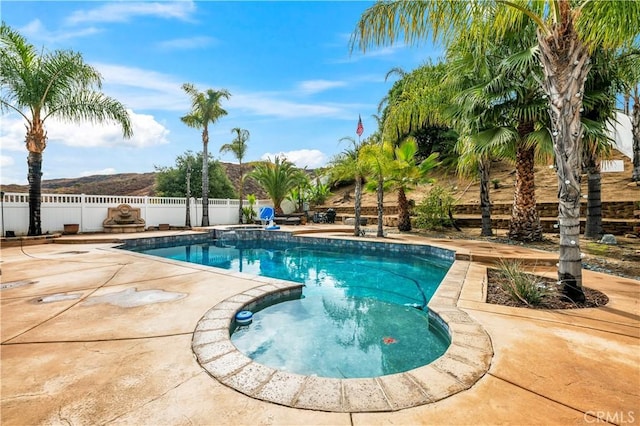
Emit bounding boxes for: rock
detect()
[624,233,638,239]
[599,234,617,245]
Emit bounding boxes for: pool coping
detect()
[191,257,493,413]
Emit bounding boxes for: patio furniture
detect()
[259,206,280,230]
[259,206,275,225]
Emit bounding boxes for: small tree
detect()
[155,151,236,199]
[330,137,372,236]
[250,156,304,214]
[220,127,249,224]
[414,185,457,230]
[242,194,257,223]
[387,138,439,232]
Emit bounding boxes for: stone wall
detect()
[453,201,637,219]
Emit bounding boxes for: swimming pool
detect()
[132,235,453,378]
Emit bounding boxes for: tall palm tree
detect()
[352,0,640,301]
[361,128,391,238]
[250,156,303,214]
[444,46,503,239]
[220,127,249,224]
[0,24,133,236]
[617,47,640,183]
[378,64,452,233]
[447,38,552,242]
[331,136,371,236]
[181,83,230,227]
[581,48,622,239]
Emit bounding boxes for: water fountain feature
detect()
[102,204,146,233]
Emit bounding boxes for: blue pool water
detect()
[134,238,453,378]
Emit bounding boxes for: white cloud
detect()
[0,110,170,150]
[0,155,15,168]
[19,19,101,44]
[66,1,197,25]
[92,63,360,119]
[156,36,218,50]
[92,63,188,111]
[261,149,328,169]
[297,80,347,95]
[48,110,170,148]
[231,93,345,119]
[332,43,409,64]
[0,118,27,152]
[80,168,117,177]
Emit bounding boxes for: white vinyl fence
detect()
[0,192,271,236]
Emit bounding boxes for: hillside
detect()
[326,149,639,207]
[1,163,267,199]
[1,173,157,196]
[2,152,637,204]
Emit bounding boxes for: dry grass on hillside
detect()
[327,150,639,207]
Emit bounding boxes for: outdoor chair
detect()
[259,206,279,230]
[259,206,275,225]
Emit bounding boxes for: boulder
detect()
[599,234,617,245]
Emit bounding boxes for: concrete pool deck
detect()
[1,226,638,425]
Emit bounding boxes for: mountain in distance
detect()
[0,162,267,198]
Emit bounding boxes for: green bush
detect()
[497,259,556,306]
[242,194,257,223]
[307,182,332,206]
[414,185,456,230]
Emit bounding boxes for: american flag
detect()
[356,115,363,137]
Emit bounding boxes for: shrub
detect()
[307,181,332,206]
[242,194,257,223]
[497,259,556,306]
[414,185,456,230]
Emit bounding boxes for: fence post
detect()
[144,196,149,226]
[80,193,85,233]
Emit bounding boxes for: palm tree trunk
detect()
[238,161,244,224]
[397,188,411,232]
[508,142,542,241]
[584,161,603,239]
[537,4,590,302]
[632,97,640,183]
[623,93,630,115]
[479,156,493,237]
[354,175,363,236]
[376,177,384,237]
[185,165,191,227]
[201,128,210,227]
[27,151,43,236]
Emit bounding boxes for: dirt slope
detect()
[327,149,639,207]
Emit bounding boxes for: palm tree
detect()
[352,0,640,301]
[250,156,303,214]
[181,83,230,227]
[617,48,640,183]
[220,127,249,224]
[361,129,391,238]
[377,64,452,233]
[444,46,502,239]
[581,48,622,239]
[331,137,370,236]
[0,24,133,236]
[387,138,439,232]
[447,36,552,242]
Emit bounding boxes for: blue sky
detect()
[1,1,442,185]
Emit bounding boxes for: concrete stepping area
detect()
[1,228,638,425]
